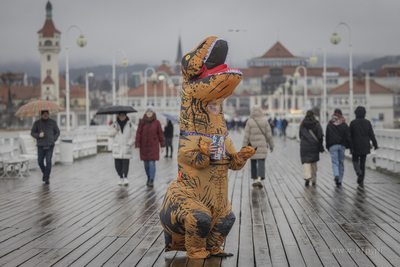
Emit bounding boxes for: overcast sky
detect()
[1,0,399,71]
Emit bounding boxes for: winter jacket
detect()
[108,118,136,159]
[299,120,323,164]
[242,106,274,159]
[164,121,174,138]
[135,114,165,161]
[349,106,378,155]
[325,121,353,150]
[282,119,288,129]
[31,118,60,147]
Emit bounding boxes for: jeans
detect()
[329,144,346,183]
[352,155,366,182]
[282,127,286,136]
[144,160,156,180]
[38,145,54,181]
[251,159,265,180]
[115,159,130,178]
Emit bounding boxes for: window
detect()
[47,69,51,76]
[74,100,78,105]
[388,71,397,77]
[47,87,49,91]
[46,96,49,100]
[379,113,384,121]
[307,79,312,85]
[44,40,52,46]
[55,42,59,46]
[327,78,338,85]
[47,55,51,61]
[242,79,249,86]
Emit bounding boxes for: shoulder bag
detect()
[309,129,324,153]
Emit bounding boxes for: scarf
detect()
[117,117,128,133]
[331,113,345,125]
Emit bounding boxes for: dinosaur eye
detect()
[185,55,190,60]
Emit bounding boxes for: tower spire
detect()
[46,1,52,20]
[175,35,182,63]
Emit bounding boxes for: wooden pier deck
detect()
[1,132,400,266]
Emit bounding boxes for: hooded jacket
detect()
[325,114,353,150]
[349,106,378,155]
[242,106,274,159]
[164,120,174,138]
[135,113,165,161]
[299,120,323,164]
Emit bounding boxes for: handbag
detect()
[308,129,324,153]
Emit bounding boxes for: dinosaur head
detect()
[179,36,242,135]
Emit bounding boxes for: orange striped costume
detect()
[159,36,256,259]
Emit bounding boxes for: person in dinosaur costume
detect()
[159,36,256,259]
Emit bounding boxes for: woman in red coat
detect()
[135,106,165,187]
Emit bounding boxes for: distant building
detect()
[38,1,61,103]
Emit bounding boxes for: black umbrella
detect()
[96,105,137,115]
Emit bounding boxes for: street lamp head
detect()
[158,75,166,81]
[293,71,301,79]
[87,72,94,78]
[309,56,318,65]
[330,32,341,45]
[76,35,87,47]
[284,81,290,88]
[150,73,158,82]
[120,58,129,67]
[168,82,174,90]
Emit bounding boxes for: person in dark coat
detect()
[281,118,288,139]
[299,110,323,186]
[349,106,378,186]
[135,106,165,187]
[164,119,174,158]
[325,109,353,186]
[30,110,60,184]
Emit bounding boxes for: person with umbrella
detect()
[108,111,136,186]
[30,110,60,184]
[135,106,165,187]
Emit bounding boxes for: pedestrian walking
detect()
[349,106,378,186]
[108,111,135,186]
[135,106,165,187]
[242,106,274,187]
[164,119,174,158]
[299,110,324,186]
[282,118,288,139]
[30,110,60,184]
[325,109,353,187]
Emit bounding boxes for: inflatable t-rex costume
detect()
[159,36,256,259]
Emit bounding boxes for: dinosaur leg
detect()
[206,211,236,257]
[184,209,212,258]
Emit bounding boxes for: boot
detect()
[146,175,150,186]
[164,147,169,158]
[169,147,173,158]
[252,177,263,187]
[148,179,154,187]
[305,179,310,186]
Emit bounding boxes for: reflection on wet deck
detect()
[1,132,400,266]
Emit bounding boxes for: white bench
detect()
[0,133,31,178]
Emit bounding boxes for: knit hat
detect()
[41,110,49,115]
[146,106,155,113]
[354,106,366,119]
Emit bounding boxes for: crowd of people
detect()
[30,105,378,189]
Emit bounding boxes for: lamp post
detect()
[294,66,308,111]
[65,25,87,131]
[151,73,158,107]
[331,22,353,120]
[309,47,327,124]
[159,75,167,113]
[143,67,156,107]
[112,50,129,106]
[85,72,94,129]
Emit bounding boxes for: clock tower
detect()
[38,1,61,104]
